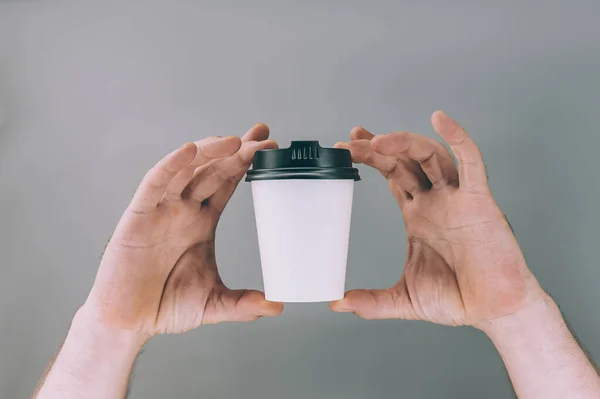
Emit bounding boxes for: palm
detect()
[86,125,283,337]
[397,186,517,326]
[332,112,544,327]
[111,200,219,335]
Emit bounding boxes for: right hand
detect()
[331,111,547,329]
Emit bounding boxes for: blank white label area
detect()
[251,179,355,302]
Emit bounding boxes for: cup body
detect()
[251,179,354,302]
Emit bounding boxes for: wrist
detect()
[71,304,149,357]
[476,295,600,397]
[35,306,149,398]
[476,293,563,340]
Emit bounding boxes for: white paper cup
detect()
[246,141,360,303]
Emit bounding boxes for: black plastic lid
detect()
[245,141,361,181]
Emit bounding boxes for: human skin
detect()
[330,111,600,398]
[32,113,600,399]
[33,124,283,399]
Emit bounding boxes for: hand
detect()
[83,124,283,339]
[331,111,546,328]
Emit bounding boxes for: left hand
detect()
[330,112,545,328]
[83,124,283,339]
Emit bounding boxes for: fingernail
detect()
[331,300,351,312]
[260,300,284,316]
[334,308,352,313]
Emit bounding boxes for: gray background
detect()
[1,1,599,398]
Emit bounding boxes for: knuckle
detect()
[419,150,436,164]
[204,164,218,176]
[380,169,393,180]
[379,162,398,181]
[142,177,167,191]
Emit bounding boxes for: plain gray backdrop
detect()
[1,1,599,398]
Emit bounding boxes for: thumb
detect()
[203,289,284,325]
[330,287,414,320]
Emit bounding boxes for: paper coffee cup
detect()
[246,141,360,303]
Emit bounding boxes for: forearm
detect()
[33,305,148,399]
[480,295,600,398]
